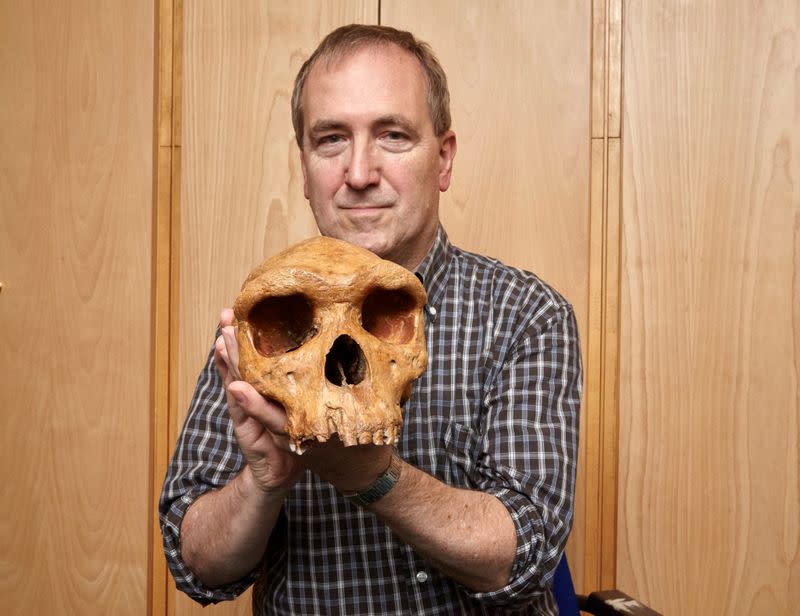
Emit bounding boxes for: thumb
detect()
[227,380,288,435]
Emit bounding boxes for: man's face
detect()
[299,44,456,270]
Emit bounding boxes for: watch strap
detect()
[343,450,402,507]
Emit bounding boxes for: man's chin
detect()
[351,235,390,259]
[319,228,386,255]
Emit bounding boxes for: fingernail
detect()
[231,390,246,405]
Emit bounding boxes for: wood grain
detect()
[584,138,606,589]
[619,1,800,613]
[0,1,155,614]
[607,1,622,138]
[381,0,592,591]
[175,3,375,614]
[585,0,625,593]
[600,136,621,589]
[158,0,175,148]
[152,142,172,616]
[591,0,607,138]
[153,0,179,613]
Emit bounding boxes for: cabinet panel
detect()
[0,1,155,614]
[619,2,800,613]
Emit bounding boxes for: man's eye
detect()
[381,131,411,150]
[319,135,343,145]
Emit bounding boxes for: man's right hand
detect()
[215,308,303,494]
[180,309,302,589]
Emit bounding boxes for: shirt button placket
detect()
[405,547,427,611]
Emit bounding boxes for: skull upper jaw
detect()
[236,316,427,451]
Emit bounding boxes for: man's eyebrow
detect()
[373,115,416,134]
[308,116,418,136]
[308,120,348,135]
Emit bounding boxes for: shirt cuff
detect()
[161,486,259,605]
[462,487,562,607]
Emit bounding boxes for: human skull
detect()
[233,236,428,453]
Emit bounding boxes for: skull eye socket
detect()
[248,294,317,356]
[361,288,418,344]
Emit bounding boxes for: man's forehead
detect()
[304,43,425,93]
[301,44,428,124]
[316,41,416,73]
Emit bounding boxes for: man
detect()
[160,24,581,615]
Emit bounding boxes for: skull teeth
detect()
[289,426,399,453]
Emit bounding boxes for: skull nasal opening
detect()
[325,335,367,387]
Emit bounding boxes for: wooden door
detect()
[0,1,155,614]
[618,1,800,613]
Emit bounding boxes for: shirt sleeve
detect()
[158,341,259,605]
[466,301,582,607]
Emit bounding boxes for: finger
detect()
[221,325,242,380]
[223,379,277,452]
[214,335,233,386]
[219,307,235,329]
[215,334,229,366]
[227,380,288,435]
[218,308,239,380]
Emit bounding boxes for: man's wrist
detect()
[236,465,290,508]
[341,450,403,507]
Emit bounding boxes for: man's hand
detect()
[215,308,302,493]
[180,309,303,588]
[298,438,394,494]
[217,308,393,495]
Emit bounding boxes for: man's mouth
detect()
[339,202,392,210]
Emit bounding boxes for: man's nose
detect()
[344,139,380,190]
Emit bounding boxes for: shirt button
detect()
[427,305,437,317]
[415,571,428,583]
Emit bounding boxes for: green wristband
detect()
[343,451,402,507]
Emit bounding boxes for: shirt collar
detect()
[414,224,452,321]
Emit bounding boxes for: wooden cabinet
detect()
[0,1,155,614]
[618,2,800,613]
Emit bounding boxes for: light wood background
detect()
[0,1,155,614]
[3,1,798,615]
[618,1,800,614]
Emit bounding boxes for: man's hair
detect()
[291,24,452,148]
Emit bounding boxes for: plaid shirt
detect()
[160,226,582,615]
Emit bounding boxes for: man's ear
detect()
[299,147,310,200]
[438,131,457,192]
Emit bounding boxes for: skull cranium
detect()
[233,236,428,452]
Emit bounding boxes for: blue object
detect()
[552,554,580,616]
